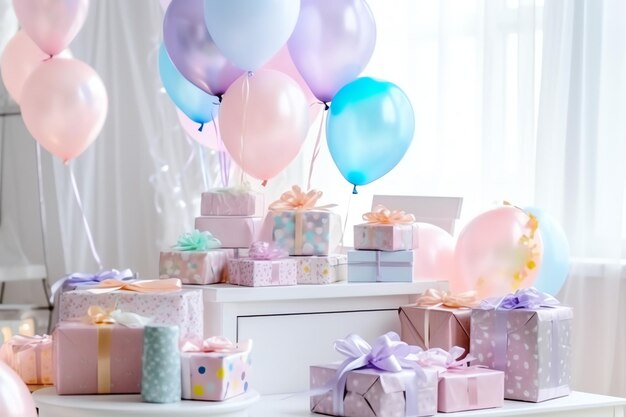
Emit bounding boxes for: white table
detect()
[33,389,626,417]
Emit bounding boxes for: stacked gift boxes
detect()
[348,205,418,283]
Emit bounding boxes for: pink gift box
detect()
[228,258,297,287]
[0,335,53,385]
[354,223,419,251]
[399,306,471,354]
[181,341,252,401]
[195,216,263,248]
[159,249,234,285]
[293,254,347,284]
[201,189,264,216]
[59,288,203,340]
[438,367,504,412]
[310,363,438,417]
[53,322,144,394]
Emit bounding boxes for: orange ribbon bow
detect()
[362,205,416,225]
[415,289,479,309]
[268,185,335,212]
[86,278,182,294]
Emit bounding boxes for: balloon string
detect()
[306,104,327,190]
[339,192,353,250]
[239,72,251,185]
[35,144,50,282]
[69,163,103,270]
[211,107,230,187]
[196,142,209,190]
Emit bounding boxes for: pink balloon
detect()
[0,361,37,417]
[176,108,223,150]
[220,70,308,182]
[20,58,108,163]
[413,223,455,281]
[453,206,543,298]
[12,0,88,56]
[0,31,72,104]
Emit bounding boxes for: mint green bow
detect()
[173,230,221,251]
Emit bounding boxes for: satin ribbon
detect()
[86,278,182,294]
[248,241,288,260]
[325,332,426,417]
[50,268,135,301]
[173,230,221,251]
[85,305,153,328]
[362,205,416,225]
[181,336,252,353]
[9,335,52,384]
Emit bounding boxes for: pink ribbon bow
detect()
[86,278,182,294]
[362,205,416,225]
[416,289,479,309]
[181,336,252,353]
[268,185,335,212]
[414,346,476,373]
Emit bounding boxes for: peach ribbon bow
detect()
[268,185,335,212]
[416,289,479,308]
[362,205,416,225]
[86,278,182,294]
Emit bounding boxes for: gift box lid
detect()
[475,305,573,334]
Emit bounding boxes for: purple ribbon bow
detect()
[480,287,560,310]
[248,241,288,260]
[50,269,135,302]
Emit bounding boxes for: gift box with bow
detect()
[53,306,152,395]
[268,185,341,256]
[201,186,264,216]
[354,205,419,252]
[227,242,297,287]
[58,278,203,340]
[470,288,572,402]
[399,289,477,354]
[348,250,414,282]
[181,336,252,401]
[310,332,438,417]
[159,230,235,285]
[0,334,53,385]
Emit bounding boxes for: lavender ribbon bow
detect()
[328,332,426,417]
[50,269,135,302]
[248,241,288,260]
[481,287,560,310]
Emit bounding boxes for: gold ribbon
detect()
[362,205,416,225]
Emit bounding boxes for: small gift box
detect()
[181,336,252,401]
[268,185,341,256]
[310,332,438,417]
[415,347,504,413]
[201,187,264,216]
[294,254,347,284]
[59,278,203,340]
[354,205,418,251]
[53,307,151,394]
[348,250,413,282]
[399,289,477,353]
[195,216,263,248]
[159,230,234,285]
[228,242,297,287]
[0,335,53,385]
[471,288,572,402]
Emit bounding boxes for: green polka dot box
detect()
[181,339,252,401]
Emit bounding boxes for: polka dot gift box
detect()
[181,337,252,401]
[470,288,572,402]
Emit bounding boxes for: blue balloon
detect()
[526,207,570,295]
[326,77,414,193]
[158,44,218,130]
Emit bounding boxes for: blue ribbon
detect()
[50,269,135,302]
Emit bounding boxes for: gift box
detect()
[59,281,203,340]
[228,257,297,287]
[201,188,264,216]
[348,250,413,282]
[195,216,263,248]
[159,249,234,285]
[438,367,504,412]
[470,288,572,402]
[0,335,53,385]
[53,321,144,394]
[181,337,252,401]
[353,205,418,251]
[294,254,347,284]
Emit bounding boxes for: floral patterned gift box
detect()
[294,254,347,284]
[228,242,297,287]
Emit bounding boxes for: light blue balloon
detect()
[158,44,218,130]
[526,207,570,295]
[326,77,415,193]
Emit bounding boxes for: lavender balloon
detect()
[287,0,376,103]
[163,0,243,97]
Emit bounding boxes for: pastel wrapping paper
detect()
[59,288,203,340]
[142,325,181,403]
[438,367,504,412]
[470,306,572,402]
[181,339,252,401]
[201,189,264,216]
[399,306,471,353]
[354,223,419,252]
[310,364,438,417]
[159,249,234,284]
[294,254,347,284]
[0,335,53,385]
[53,322,144,394]
[348,250,414,282]
[271,210,341,256]
[195,216,263,248]
[227,257,297,287]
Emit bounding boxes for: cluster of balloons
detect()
[160,0,415,189]
[0,0,108,164]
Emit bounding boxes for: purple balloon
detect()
[163,0,244,97]
[287,0,376,103]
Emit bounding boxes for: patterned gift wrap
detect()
[294,254,347,284]
[227,257,297,287]
[159,249,234,285]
